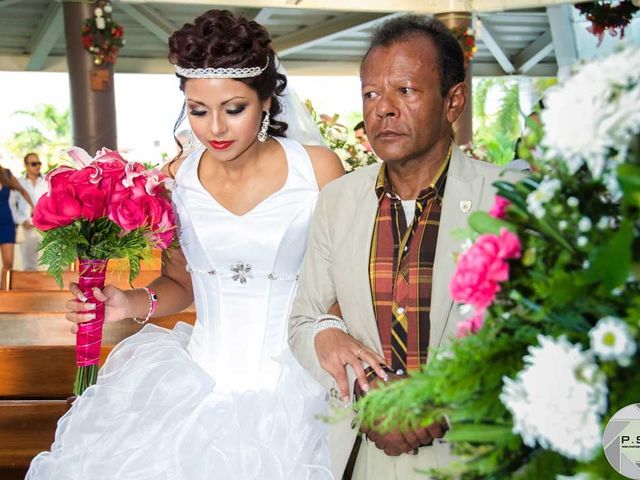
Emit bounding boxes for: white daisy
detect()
[589,316,636,367]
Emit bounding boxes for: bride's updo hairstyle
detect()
[168,10,288,157]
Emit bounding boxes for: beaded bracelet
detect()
[132,287,158,325]
[312,313,348,341]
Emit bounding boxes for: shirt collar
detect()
[375,145,452,202]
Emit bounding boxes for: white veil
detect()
[276,61,327,146]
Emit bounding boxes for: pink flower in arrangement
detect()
[46,166,76,191]
[449,228,522,335]
[77,185,107,221]
[33,147,176,249]
[455,310,486,338]
[489,195,510,219]
[33,184,82,230]
[107,196,147,232]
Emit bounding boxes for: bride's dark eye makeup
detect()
[226,105,247,115]
[189,109,207,116]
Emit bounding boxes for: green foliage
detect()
[471,77,557,166]
[38,218,153,288]
[3,103,71,168]
[472,79,521,165]
[305,100,379,172]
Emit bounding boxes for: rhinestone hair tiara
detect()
[175,57,270,79]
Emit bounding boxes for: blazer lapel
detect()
[347,173,384,354]
[430,148,485,351]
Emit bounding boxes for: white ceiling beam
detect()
[118,0,585,15]
[119,3,176,44]
[275,12,398,57]
[513,29,553,74]
[477,19,515,74]
[25,2,63,71]
[0,0,23,8]
[253,8,274,23]
[546,4,578,72]
[0,53,560,77]
[473,62,557,77]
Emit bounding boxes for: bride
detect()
[27,9,345,480]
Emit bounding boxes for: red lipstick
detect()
[209,140,234,150]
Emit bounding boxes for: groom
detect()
[290,15,516,480]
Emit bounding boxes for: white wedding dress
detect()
[27,137,333,480]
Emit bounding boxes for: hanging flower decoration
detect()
[80,1,125,66]
[450,26,478,63]
[575,1,639,46]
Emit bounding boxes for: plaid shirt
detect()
[369,147,450,372]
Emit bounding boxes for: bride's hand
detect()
[65,283,131,333]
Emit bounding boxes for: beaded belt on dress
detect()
[185,261,298,284]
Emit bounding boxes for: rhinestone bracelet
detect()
[132,287,157,325]
[313,314,348,341]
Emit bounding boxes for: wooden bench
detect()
[0,291,195,314]
[4,270,161,291]
[0,293,195,477]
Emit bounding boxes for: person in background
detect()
[354,120,373,152]
[0,163,33,289]
[10,153,48,270]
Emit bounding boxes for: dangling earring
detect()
[258,111,270,142]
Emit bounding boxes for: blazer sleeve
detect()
[289,188,337,391]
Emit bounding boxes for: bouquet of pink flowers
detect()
[33,147,176,395]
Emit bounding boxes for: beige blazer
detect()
[289,145,518,478]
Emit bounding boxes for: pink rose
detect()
[33,185,82,230]
[46,167,75,191]
[69,164,102,186]
[489,196,510,219]
[141,195,163,226]
[77,185,107,221]
[108,196,146,232]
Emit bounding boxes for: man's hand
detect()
[362,418,446,456]
[314,328,388,403]
[21,220,34,230]
[359,373,447,456]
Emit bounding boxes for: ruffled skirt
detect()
[26,322,333,480]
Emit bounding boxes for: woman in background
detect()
[0,164,33,289]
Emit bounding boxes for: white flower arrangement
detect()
[589,316,637,366]
[541,46,640,183]
[500,335,608,461]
